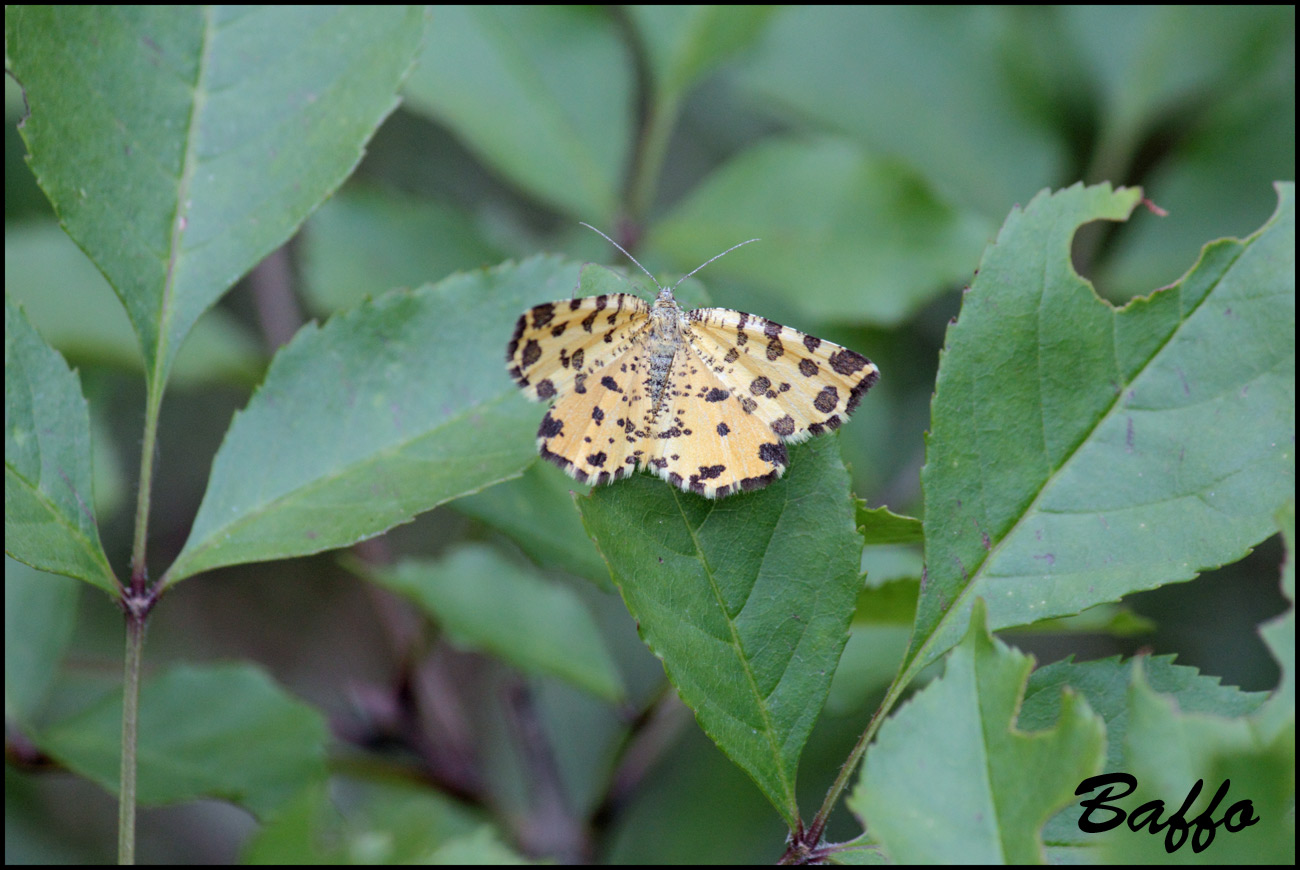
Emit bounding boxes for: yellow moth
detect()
[506,225,879,498]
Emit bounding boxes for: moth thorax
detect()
[644,303,683,410]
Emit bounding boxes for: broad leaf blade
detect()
[4,295,116,593]
[39,663,328,818]
[577,436,863,826]
[7,6,425,386]
[911,182,1295,679]
[168,256,579,583]
[853,600,1106,863]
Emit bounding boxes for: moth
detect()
[506,225,878,498]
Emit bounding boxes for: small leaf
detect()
[4,295,116,593]
[578,435,863,826]
[168,256,579,583]
[365,544,624,702]
[853,599,1106,863]
[856,503,923,544]
[39,663,329,818]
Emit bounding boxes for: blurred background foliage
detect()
[5,5,1293,862]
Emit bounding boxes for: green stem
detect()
[796,654,925,853]
[118,609,144,864]
[129,380,164,592]
[120,365,166,861]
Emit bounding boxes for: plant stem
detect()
[120,369,165,862]
[129,381,164,591]
[118,609,145,864]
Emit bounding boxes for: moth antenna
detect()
[579,222,663,290]
[669,237,760,293]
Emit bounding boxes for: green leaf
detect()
[365,544,624,703]
[4,294,116,593]
[736,7,1065,215]
[910,182,1295,680]
[454,462,609,587]
[652,137,992,325]
[243,779,490,864]
[7,6,426,387]
[4,222,264,388]
[1098,662,1294,862]
[407,6,631,220]
[852,599,1106,863]
[1066,7,1293,157]
[168,256,580,583]
[4,559,81,727]
[38,663,328,818]
[856,504,923,545]
[628,6,776,101]
[1022,654,1269,847]
[1256,501,1294,742]
[299,186,504,313]
[578,435,863,826]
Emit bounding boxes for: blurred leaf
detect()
[1067,6,1294,160]
[407,6,631,220]
[7,6,425,386]
[428,826,532,865]
[299,186,504,313]
[454,462,608,587]
[628,6,776,102]
[911,183,1294,680]
[1004,603,1155,637]
[1098,662,1294,862]
[5,222,264,387]
[1076,8,1295,299]
[1256,500,1295,742]
[602,718,790,864]
[737,7,1065,214]
[853,600,1106,863]
[244,778,491,864]
[168,256,580,583]
[4,295,116,593]
[652,137,992,325]
[825,624,911,717]
[853,579,919,628]
[366,545,624,702]
[579,435,863,826]
[39,663,329,818]
[4,559,81,727]
[1024,654,1270,846]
